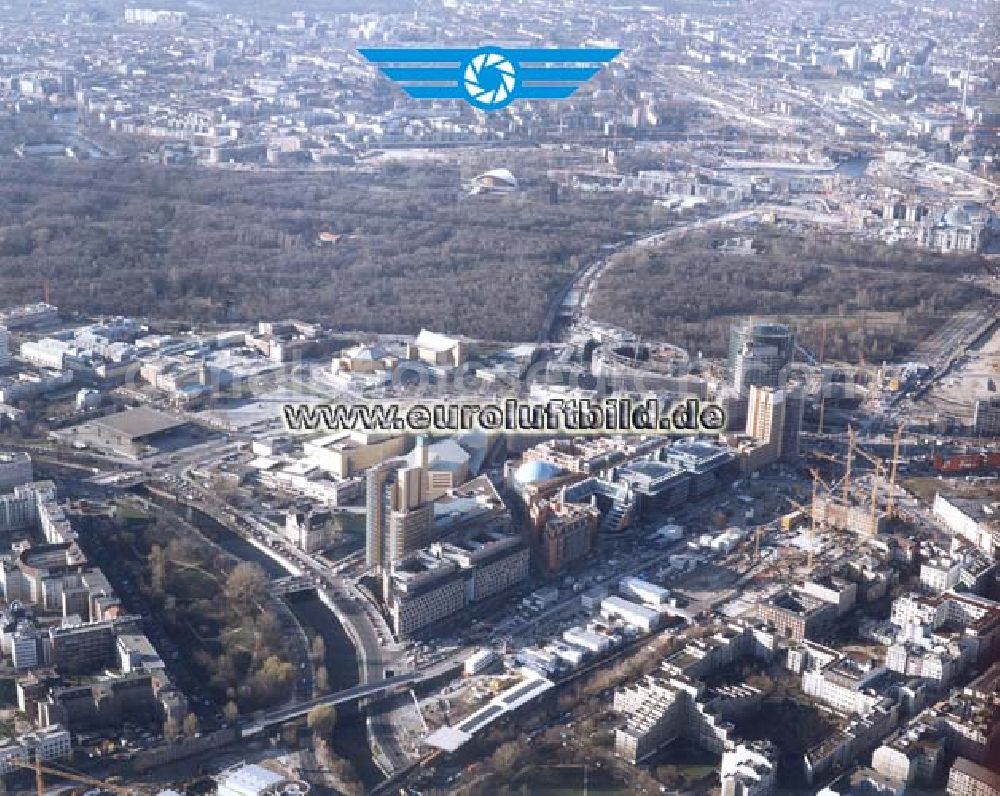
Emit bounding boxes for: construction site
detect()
[778,422,908,571]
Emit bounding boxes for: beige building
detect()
[305,431,407,478]
[745,385,803,462]
[332,343,398,376]
[755,589,835,641]
[812,494,889,537]
[406,438,471,501]
[406,329,465,367]
[746,385,784,449]
[386,529,528,636]
[365,447,434,570]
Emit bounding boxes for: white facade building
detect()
[620,576,670,606]
[932,494,997,557]
[919,557,963,593]
[721,742,777,796]
[0,725,71,775]
[600,596,661,633]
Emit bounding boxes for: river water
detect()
[835,156,871,178]
[140,490,382,788]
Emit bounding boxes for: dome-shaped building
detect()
[512,459,564,485]
[918,201,997,254]
[941,201,996,229]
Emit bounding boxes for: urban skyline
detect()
[0,1,996,796]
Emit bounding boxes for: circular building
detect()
[591,340,691,393]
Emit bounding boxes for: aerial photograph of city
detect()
[0,0,996,794]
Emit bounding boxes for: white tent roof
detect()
[414,329,460,353]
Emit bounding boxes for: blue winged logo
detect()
[358,46,621,111]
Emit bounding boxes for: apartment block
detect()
[0,725,70,775]
[386,529,528,637]
[755,589,835,641]
[721,741,778,796]
[947,758,1000,796]
[613,672,739,763]
[872,722,945,787]
[48,616,141,675]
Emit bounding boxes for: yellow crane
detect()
[9,753,143,796]
[780,496,809,533]
[805,468,832,574]
[887,421,904,518]
[842,425,855,505]
[852,438,894,536]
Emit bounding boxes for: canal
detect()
[141,490,382,788]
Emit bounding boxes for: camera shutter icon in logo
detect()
[462,48,518,110]
[358,46,621,111]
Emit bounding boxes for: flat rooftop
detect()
[92,407,185,440]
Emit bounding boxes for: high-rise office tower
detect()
[780,389,805,460]
[973,397,1000,437]
[746,385,785,449]
[728,321,795,395]
[746,384,804,462]
[365,439,434,571]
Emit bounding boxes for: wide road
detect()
[538,203,843,345]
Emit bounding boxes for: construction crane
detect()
[842,425,855,505]
[869,461,883,535]
[810,450,840,467]
[853,447,884,536]
[887,421,904,518]
[853,445,883,483]
[851,431,900,535]
[809,450,848,496]
[805,468,832,574]
[781,495,810,533]
[8,753,143,796]
[752,522,766,561]
[808,466,833,525]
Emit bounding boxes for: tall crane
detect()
[854,446,884,536]
[887,421,904,518]
[8,754,142,796]
[842,425,855,505]
[805,467,832,574]
[810,450,847,497]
